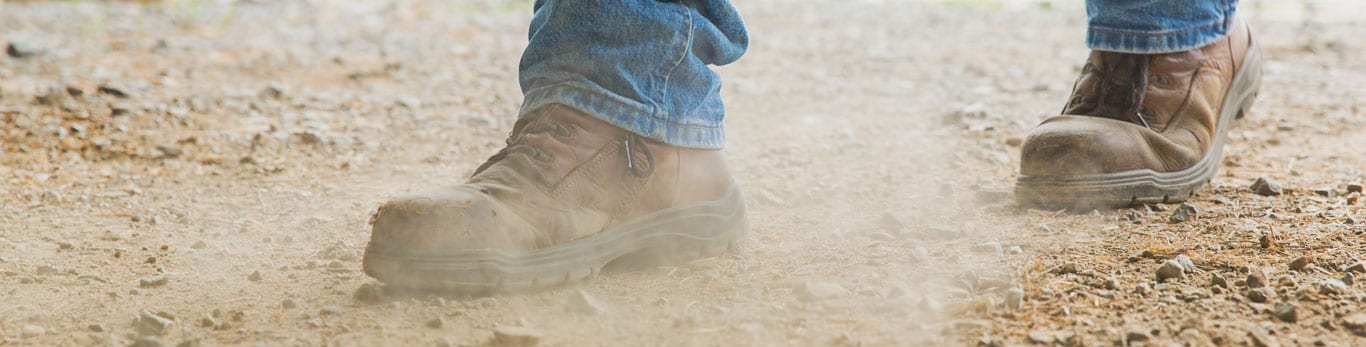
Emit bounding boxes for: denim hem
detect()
[1086,16,1230,54]
[519,82,726,150]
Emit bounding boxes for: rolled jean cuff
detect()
[1086,19,1228,54]
[520,82,726,150]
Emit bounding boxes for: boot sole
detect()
[1015,37,1264,209]
[361,187,748,294]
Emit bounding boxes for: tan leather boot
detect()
[1016,15,1262,208]
[362,104,747,292]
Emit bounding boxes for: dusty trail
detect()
[2,1,1363,346]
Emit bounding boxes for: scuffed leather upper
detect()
[367,104,735,254]
[1021,16,1253,177]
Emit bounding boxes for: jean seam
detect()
[656,3,693,121]
[1087,20,1224,37]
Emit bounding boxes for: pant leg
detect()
[1085,0,1239,54]
[517,0,748,149]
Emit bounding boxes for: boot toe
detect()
[1020,116,1155,177]
[367,186,536,256]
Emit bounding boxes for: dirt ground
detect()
[2,0,1364,346]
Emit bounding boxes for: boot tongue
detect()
[1097,53,1150,128]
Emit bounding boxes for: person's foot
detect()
[361,104,747,293]
[1015,15,1263,209]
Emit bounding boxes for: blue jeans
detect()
[517,0,1237,149]
[1087,0,1240,53]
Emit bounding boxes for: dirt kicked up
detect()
[2,0,1364,346]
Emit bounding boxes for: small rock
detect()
[1247,268,1269,288]
[137,310,174,336]
[1027,331,1053,344]
[35,264,58,275]
[6,39,44,58]
[910,246,930,262]
[281,299,298,309]
[1174,255,1196,272]
[247,270,263,282]
[320,306,341,315]
[1211,273,1228,288]
[797,281,850,301]
[565,289,609,315]
[258,85,285,99]
[1051,263,1079,275]
[1134,283,1151,295]
[1342,313,1366,337]
[1344,273,1355,286]
[1005,287,1025,311]
[1126,329,1151,342]
[130,336,164,347]
[492,326,541,347]
[426,317,444,329]
[1289,256,1310,272]
[1156,259,1186,282]
[21,325,45,337]
[1311,187,1335,197]
[1345,262,1365,274]
[1347,183,1364,195]
[1251,177,1283,196]
[139,275,169,288]
[1319,279,1348,295]
[1247,287,1274,303]
[1005,245,1023,255]
[354,283,385,303]
[97,83,130,98]
[1168,203,1199,223]
[156,144,183,158]
[199,316,216,328]
[970,242,1003,255]
[88,324,106,332]
[1272,302,1298,322]
[191,240,207,249]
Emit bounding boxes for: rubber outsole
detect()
[1015,36,1264,210]
[361,187,748,294]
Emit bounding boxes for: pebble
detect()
[1272,302,1298,322]
[1168,203,1198,223]
[492,326,541,347]
[21,325,45,337]
[1005,245,1023,255]
[1005,287,1025,311]
[1344,273,1355,286]
[1027,331,1052,344]
[1247,268,1269,289]
[910,246,930,262]
[1155,259,1186,282]
[1210,273,1228,288]
[320,306,342,315]
[1344,262,1365,274]
[1247,287,1274,303]
[248,270,263,282]
[6,38,44,58]
[191,240,207,249]
[156,144,183,158]
[130,336,164,347]
[426,317,444,329]
[1174,255,1196,272]
[1319,279,1348,295]
[258,85,285,99]
[970,242,1003,255]
[797,281,850,302]
[1251,177,1283,196]
[1289,256,1310,272]
[1342,313,1366,337]
[354,283,385,303]
[137,310,174,336]
[565,289,609,315]
[97,83,130,98]
[140,275,170,288]
[200,316,216,328]
[1134,283,1151,295]
[1347,183,1364,195]
[281,299,298,309]
[88,324,106,332]
[1126,329,1151,342]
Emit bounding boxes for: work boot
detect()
[362,104,747,292]
[1016,15,1262,208]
